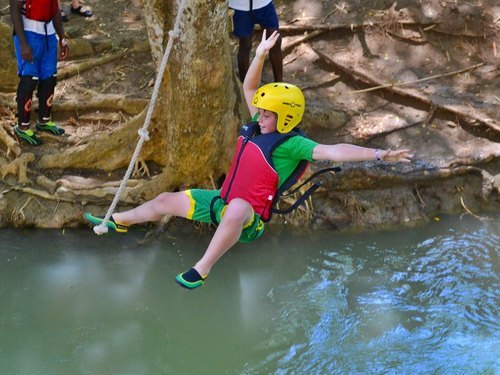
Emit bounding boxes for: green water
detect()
[0,214,498,374]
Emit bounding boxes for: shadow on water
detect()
[0,214,499,374]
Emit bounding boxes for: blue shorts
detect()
[14,31,58,80]
[232,2,279,37]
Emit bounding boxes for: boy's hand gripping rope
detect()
[93,0,187,235]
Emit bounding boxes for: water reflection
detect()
[243,216,499,374]
[0,214,499,374]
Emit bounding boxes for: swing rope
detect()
[93,0,188,235]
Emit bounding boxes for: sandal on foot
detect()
[84,213,129,233]
[14,125,43,146]
[175,268,207,290]
[36,121,65,135]
[71,5,93,17]
[60,10,69,22]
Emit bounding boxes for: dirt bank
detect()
[0,0,498,231]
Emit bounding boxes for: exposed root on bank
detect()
[311,47,499,137]
[1,94,147,116]
[137,215,173,244]
[459,195,492,221]
[133,158,151,178]
[3,182,137,204]
[36,109,147,171]
[55,175,140,191]
[54,96,148,115]
[282,29,326,53]
[0,153,34,184]
[278,20,439,33]
[0,123,21,157]
[1,1,498,230]
[58,42,150,80]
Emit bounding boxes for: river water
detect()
[0,214,498,374]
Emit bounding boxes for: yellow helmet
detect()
[252,82,305,133]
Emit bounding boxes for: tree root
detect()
[0,123,21,157]
[54,175,140,191]
[278,8,494,39]
[386,29,427,45]
[133,158,150,178]
[58,41,150,81]
[1,93,148,116]
[137,215,173,244]
[311,47,499,136]
[0,153,35,184]
[319,164,484,191]
[53,95,148,115]
[459,195,492,221]
[0,93,15,107]
[3,185,75,203]
[77,112,123,123]
[3,176,140,205]
[302,75,341,91]
[282,29,326,53]
[278,20,438,33]
[37,109,146,171]
[343,62,485,95]
[11,196,43,223]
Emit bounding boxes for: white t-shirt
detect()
[22,16,56,35]
[228,0,272,11]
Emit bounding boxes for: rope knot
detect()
[138,128,150,141]
[169,30,180,39]
[93,224,109,235]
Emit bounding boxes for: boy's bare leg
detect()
[194,198,254,276]
[113,191,191,225]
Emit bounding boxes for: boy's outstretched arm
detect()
[242,29,280,118]
[312,143,413,163]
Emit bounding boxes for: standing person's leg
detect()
[71,0,93,17]
[232,9,255,82]
[36,33,65,135]
[58,0,68,21]
[13,32,43,146]
[266,27,282,82]
[237,36,253,82]
[255,2,282,82]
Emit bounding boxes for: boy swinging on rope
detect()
[85,31,413,290]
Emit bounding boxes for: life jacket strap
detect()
[209,195,223,225]
[280,166,341,196]
[272,183,321,215]
[272,166,342,215]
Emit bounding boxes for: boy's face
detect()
[257,109,277,134]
